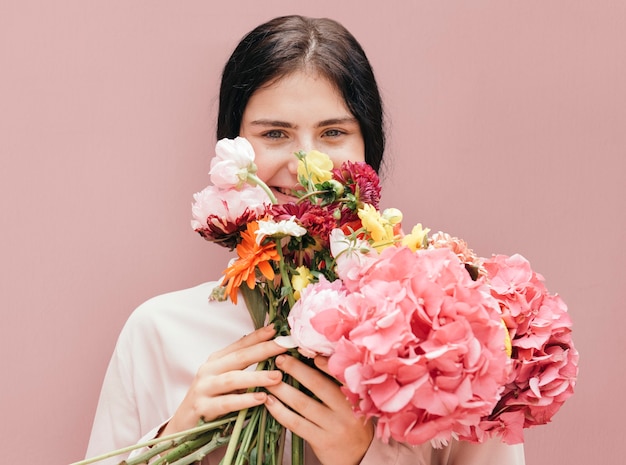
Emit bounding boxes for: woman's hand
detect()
[264,354,374,465]
[160,325,287,436]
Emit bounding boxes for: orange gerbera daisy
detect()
[221,221,280,304]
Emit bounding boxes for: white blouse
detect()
[85,281,525,465]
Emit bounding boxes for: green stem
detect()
[275,245,295,308]
[247,173,277,204]
[220,361,269,465]
[220,407,250,465]
[291,432,305,465]
[234,406,262,465]
[289,374,305,465]
[296,188,332,204]
[124,439,178,465]
[153,430,221,465]
[256,405,268,465]
[167,434,231,465]
[70,418,237,465]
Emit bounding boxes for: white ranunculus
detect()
[209,137,257,189]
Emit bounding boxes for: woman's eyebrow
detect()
[248,117,358,128]
[248,119,293,128]
[316,117,358,127]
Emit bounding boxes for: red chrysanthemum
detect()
[271,202,337,246]
[332,161,381,208]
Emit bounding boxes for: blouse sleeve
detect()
[359,437,431,465]
[84,339,142,465]
[359,436,525,465]
[431,437,526,465]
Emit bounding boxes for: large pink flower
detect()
[460,254,579,444]
[322,247,510,446]
[191,184,271,249]
[287,276,353,357]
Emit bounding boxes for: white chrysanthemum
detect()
[255,216,307,243]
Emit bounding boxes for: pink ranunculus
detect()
[460,253,579,444]
[287,276,353,357]
[209,137,257,189]
[324,246,510,446]
[191,184,271,249]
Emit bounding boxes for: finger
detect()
[199,391,269,422]
[275,355,347,409]
[264,393,319,441]
[198,369,282,396]
[207,341,287,375]
[208,325,276,360]
[313,356,331,375]
[203,331,287,375]
[266,380,329,428]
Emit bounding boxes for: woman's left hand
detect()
[265,354,374,465]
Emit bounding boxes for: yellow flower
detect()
[291,266,314,300]
[358,204,395,250]
[402,223,431,252]
[298,150,333,184]
[382,208,403,226]
[502,319,513,357]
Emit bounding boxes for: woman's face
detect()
[239,70,365,204]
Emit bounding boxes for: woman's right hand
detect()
[159,325,287,436]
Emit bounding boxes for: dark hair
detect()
[217,15,386,173]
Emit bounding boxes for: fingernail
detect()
[254,392,266,401]
[265,394,276,405]
[268,370,282,380]
[275,355,285,366]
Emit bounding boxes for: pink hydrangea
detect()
[460,254,579,444]
[321,247,510,446]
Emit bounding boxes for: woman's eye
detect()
[323,129,344,138]
[264,130,285,139]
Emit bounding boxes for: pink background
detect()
[1,1,624,463]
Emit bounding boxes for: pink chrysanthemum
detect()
[459,254,579,444]
[191,185,271,250]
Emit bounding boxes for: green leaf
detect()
[240,285,268,329]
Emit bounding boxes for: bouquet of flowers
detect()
[75,137,577,465]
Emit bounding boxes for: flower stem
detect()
[247,173,277,204]
[256,404,268,465]
[220,406,250,465]
[221,360,269,465]
[69,418,237,465]
[275,245,295,308]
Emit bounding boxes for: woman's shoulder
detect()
[118,281,255,350]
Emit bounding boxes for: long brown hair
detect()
[217,15,386,173]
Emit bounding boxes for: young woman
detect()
[86,15,525,465]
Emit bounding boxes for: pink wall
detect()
[1,1,623,463]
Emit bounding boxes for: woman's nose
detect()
[298,135,315,154]
[286,157,299,175]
